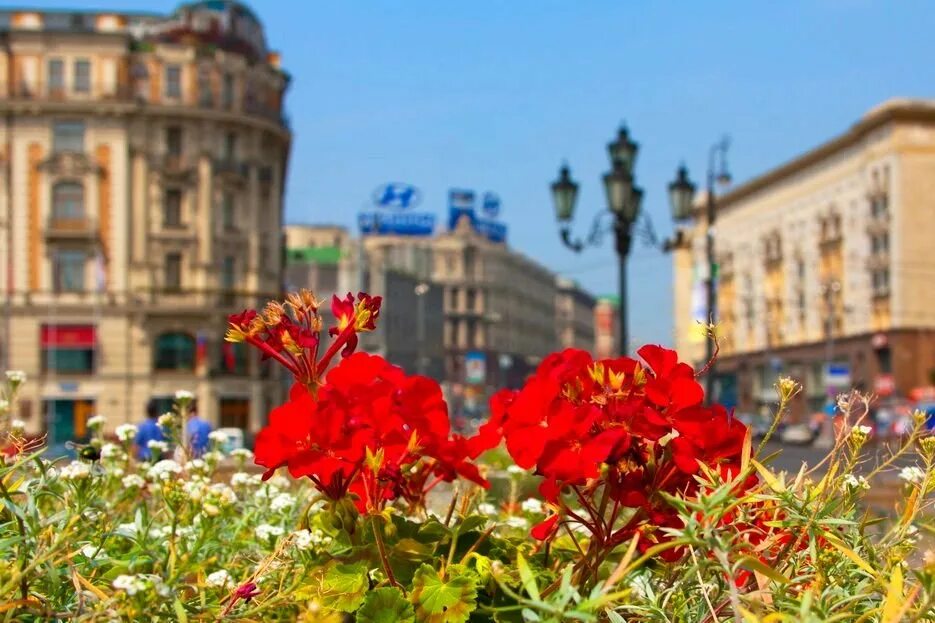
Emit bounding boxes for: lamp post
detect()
[668,138,730,401]
[550,126,643,355]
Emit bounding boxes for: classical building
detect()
[555,277,596,352]
[594,296,619,359]
[672,99,935,419]
[0,2,291,444]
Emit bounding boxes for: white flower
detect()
[208,483,238,505]
[106,465,125,478]
[842,474,869,491]
[203,450,224,465]
[148,459,182,481]
[477,503,498,516]
[230,472,252,487]
[80,544,100,559]
[174,389,195,401]
[505,516,528,529]
[506,465,525,475]
[255,484,281,500]
[157,413,175,429]
[100,443,123,460]
[122,474,146,489]
[112,574,146,595]
[115,522,140,537]
[5,370,26,385]
[521,498,544,514]
[270,492,296,513]
[292,529,314,550]
[10,419,25,433]
[255,524,284,541]
[147,440,169,454]
[208,430,229,444]
[60,461,92,480]
[230,448,253,461]
[899,466,926,484]
[185,459,207,473]
[87,414,106,429]
[0,400,10,413]
[855,425,872,436]
[206,569,233,588]
[183,480,207,502]
[115,424,138,442]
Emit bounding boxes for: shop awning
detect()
[41,325,96,348]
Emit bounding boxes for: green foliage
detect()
[410,564,477,623]
[357,586,415,623]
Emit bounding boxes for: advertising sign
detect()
[447,188,508,243]
[481,192,501,217]
[448,189,476,211]
[465,351,486,385]
[372,183,422,210]
[358,212,435,236]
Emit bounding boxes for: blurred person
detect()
[134,399,165,461]
[185,400,212,457]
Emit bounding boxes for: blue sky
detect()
[24,0,935,345]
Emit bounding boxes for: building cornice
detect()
[713,99,935,211]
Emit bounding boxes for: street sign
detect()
[823,363,851,389]
[873,374,895,397]
[465,351,486,385]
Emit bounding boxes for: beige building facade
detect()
[0,2,290,444]
[555,277,596,352]
[673,99,935,418]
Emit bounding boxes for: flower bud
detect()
[775,376,801,403]
[919,435,935,461]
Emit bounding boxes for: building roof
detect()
[285,246,343,265]
[715,98,935,210]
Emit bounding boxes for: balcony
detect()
[2,81,135,104]
[45,216,98,241]
[152,153,198,183]
[865,211,890,235]
[213,158,250,186]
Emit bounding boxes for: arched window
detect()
[51,181,84,220]
[154,332,196,371]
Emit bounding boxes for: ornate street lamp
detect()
[550,125,643,355]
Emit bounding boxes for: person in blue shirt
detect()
[135,400,166,461]
[185,400,212,457]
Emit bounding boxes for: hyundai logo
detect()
[372,182,422,210]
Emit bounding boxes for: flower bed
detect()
[0,291,933,621]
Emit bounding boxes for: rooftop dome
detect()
[150,0,268,62]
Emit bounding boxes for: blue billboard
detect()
[447,188,507,243]
[358,212,435,236]
[372,183,422,210]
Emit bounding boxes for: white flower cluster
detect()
[208,483,238,506]
[157,413,176,429]
[255,524,285,541]
[5,370,26,385]
[10,419,25,434]
[899,466,926,484]
[208,430,229,445]
[270,492,296,513]
[292,528,332,550]
[230,448,254,461]
[147,440,169,455]
[477,502,498,516]
[60,461,92,481]
[80,544,101,559]
[174,389,195,401]
[202,450,224,466]
[115,424,138,442]
[521,498,544,514]
[505,516,528,529]
[122,474,146,489]
[87,414,106,429]
[148,459,182,481]
[185,458,208,474]
[842,474,870,491]
[230,471,260,488]
[112,574,170,597]
[206,569,233,588]
[100,443,124,461]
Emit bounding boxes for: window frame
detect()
[47,58,65,94]
[73,58,91,94]
[153,332,196,371]
[51,181,85,221]
[52,120,85,153]
[165,252,182,291]
[52,249,87,293]
[164,188,183,228]
[165,64,182,100]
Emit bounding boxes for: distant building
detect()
[0,2,291,442]
[555,277,596,353]
[672,99,935,419]
[594,296,619,359]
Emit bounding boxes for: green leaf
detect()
[356,587,415,623]
[516,553,540,600]
[417,519,451,542]
[454,515,487,536]
[410,563,477,623]
[736,556,789,584]
[172,598,189,623]
[318,561,369,612]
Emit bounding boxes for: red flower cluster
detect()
[254,352,491,511]
[478,345,751,556]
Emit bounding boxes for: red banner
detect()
[40,325,96,348]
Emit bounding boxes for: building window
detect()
[221,255,235,291]
[52,120,84,153]
[871,233,889,254]
[165,252,182,291]
[73,59,91,93]
[154,332,195,371]
[47,59,64,95]
[466,288,476,312]
[221,191,236,229]
[164,189,182,227]
[872,270,890,296]
[224,132,236,161]
[166,126,183,156]
[219,397,250,428]
[42,325,96,374]
[220,342,248,375]
[51,181,84,220]
[197,65,213,107]
[165,64,181,99]
[52,250,86,293]
[222,73,234,109]
[870,194,889,218]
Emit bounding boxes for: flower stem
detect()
[370,515,401,591]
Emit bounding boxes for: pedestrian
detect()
[134,399,165,461]
[185,400,212,457]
